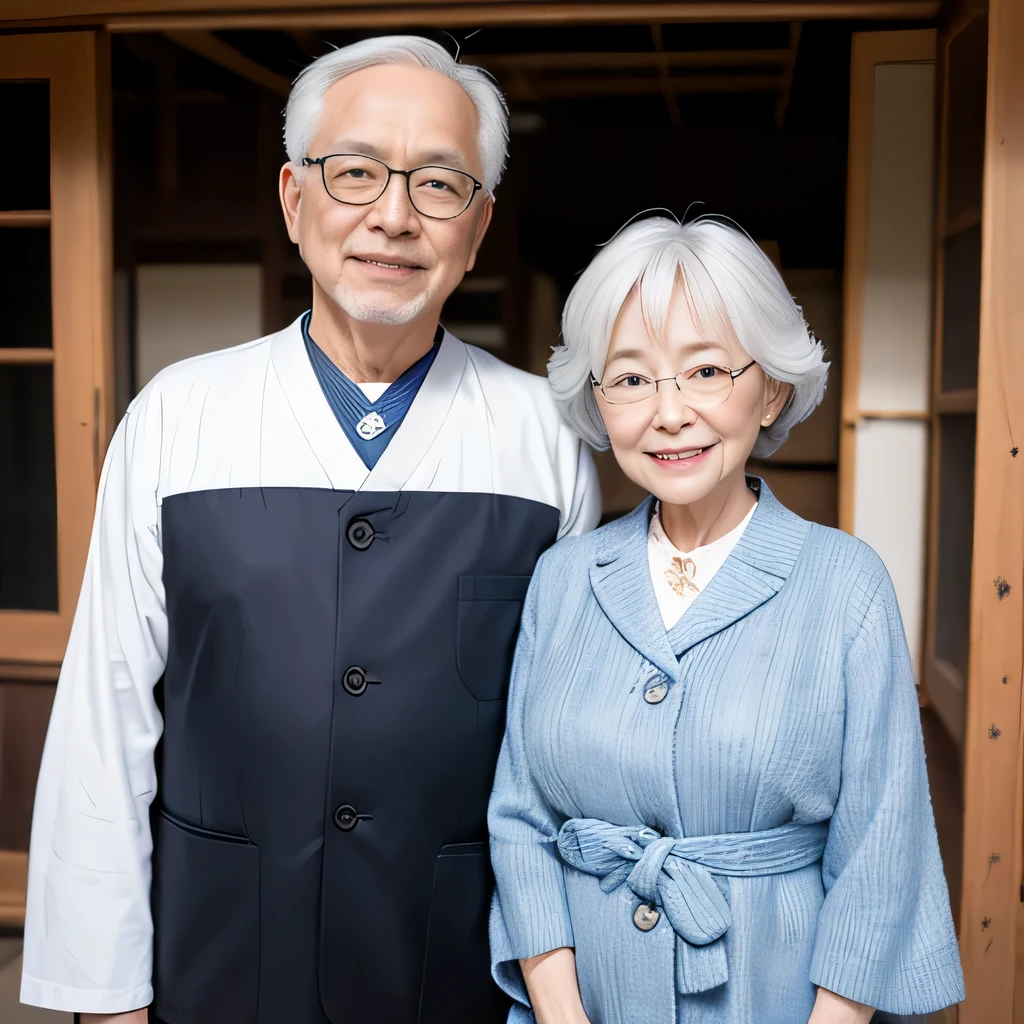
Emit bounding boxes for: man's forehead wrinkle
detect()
[319,137,470,169]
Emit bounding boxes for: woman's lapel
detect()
[588,497,680,681]
[588,478,811,677]
[666,477,810,656]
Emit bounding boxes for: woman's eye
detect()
[612,375,647,388]
[692,366,722,380]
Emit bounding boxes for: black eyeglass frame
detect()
[302,153,483,220]
[590,359,757,400]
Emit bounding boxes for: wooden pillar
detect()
[958,0,1024,1016]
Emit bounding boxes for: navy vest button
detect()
[342,666,367,696]
[333,804,370,831]
[346,518,374,550]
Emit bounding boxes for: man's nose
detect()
[366,173,419,235]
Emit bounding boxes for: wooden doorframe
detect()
[0,30,113,669]
[957,0,1024,1016]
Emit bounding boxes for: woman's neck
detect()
[657,471,756,552]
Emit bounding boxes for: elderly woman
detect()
[487,215,964,1024]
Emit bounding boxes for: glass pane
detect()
[0,227,52,348]
[945,15,987,230]
[0,364,58,611]
[0,82,49,211]
[934,413,976,680]
[940,224,981,393]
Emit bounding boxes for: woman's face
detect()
[595,283,788,510]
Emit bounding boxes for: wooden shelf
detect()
[0,210,50,228]
[0,348,54,365]
[934,388,978,413]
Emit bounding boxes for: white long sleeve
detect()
[20,392,167,1013]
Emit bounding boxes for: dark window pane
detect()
[940,224,981,393]
[0,364,58,611]
[934,413,976,682]
[945,15,987,230]
[0,82,49,211]
[0,227,52,348]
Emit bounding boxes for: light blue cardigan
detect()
[488,478,964,1024]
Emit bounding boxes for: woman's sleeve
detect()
[809,564,965,1014]
[488,560,575,1008]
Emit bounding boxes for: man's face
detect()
[281,63,493,327]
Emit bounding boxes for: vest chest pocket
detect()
[455,574,532,701]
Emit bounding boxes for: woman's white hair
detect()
[549,214,829,459]
[283,35,509,196]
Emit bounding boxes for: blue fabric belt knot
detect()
[556,817,829,995]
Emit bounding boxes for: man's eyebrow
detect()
[323,140,470,169]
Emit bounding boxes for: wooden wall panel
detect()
[957,0,1024,1014]
[0,682,56,852]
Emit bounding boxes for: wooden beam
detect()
[958,0,1024,1015]
[287,29,326,57]
[650,23,683,126]
[477,49,794,72]
[0,210,50,227]
[0,348,56,365]
[775,21,803,127]
[163,30,292,96]
[0,2,943,32]
[505,73,781,101]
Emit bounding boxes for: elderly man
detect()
[20,35,600,1024]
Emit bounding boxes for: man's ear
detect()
[465,196,494,273]
[280,163,303,244]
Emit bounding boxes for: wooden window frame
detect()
[0,31,113,667]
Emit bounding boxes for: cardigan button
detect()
[643,678,669,704]
[633,903,660,931]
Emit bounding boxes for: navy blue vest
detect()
[148,485,558,1023]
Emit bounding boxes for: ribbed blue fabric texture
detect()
[488,477,964,1024]
[301,310,440,469]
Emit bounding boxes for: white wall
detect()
[849,59,936,678]
[135,264,263,391]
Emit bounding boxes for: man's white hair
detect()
[549,214,829,459]
[284,35,509,195]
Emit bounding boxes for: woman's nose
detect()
[651,379,697,431]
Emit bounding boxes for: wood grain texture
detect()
[957,0,1024,1015]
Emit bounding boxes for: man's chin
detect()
[329,286,430,327]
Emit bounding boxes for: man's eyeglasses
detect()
[302,153,482,220]
[591,360,757,406]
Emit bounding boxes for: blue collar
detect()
[301,310,442,470]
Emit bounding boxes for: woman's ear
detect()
[761,376,794,427]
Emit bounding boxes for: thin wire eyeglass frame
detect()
[591,360,758,405]
[302,153,483,220]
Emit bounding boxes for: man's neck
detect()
[308,290,440,384]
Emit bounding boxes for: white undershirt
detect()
[356,382,391,401]
[648,501,757,629]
